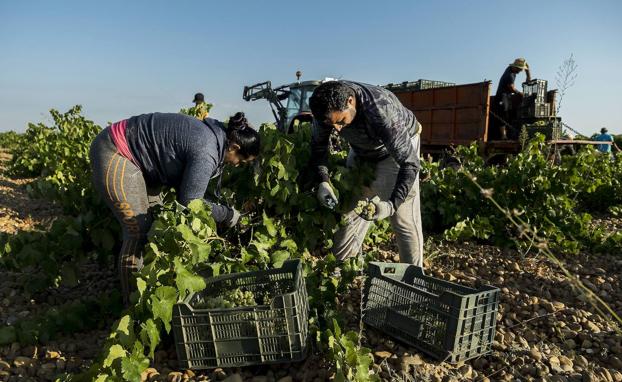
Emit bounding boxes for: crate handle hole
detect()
[383,267,396,274]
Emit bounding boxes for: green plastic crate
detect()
[362,262,499,363]
[172,260,309,369]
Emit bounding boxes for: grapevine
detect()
[4,108,622,382]
[180,102,213,120]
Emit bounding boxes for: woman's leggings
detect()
[89,128,151,303]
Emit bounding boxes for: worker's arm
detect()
[178,142,233,224]
[308,119,332,183]
[525,62,532,82]
[371,103,420,210]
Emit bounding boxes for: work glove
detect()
[360,196,395,222]
[225,207,241,228]
[317,181,338,209]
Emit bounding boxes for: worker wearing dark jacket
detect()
[309,80,423,266]
[89,112,260,302]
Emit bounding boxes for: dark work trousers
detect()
[89,129,152,304]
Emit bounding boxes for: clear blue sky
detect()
[1,0,620,135]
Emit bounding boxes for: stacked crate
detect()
[385,79,456,92]
[520,79,553,118]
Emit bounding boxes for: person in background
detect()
[192,92,210,120]
[308,80,424,267]
[495,58,532,139]
[594,127,619,157]
[89,112,259,303]
[193,92,205,107]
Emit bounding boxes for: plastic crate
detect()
[521,103,551,118]
[384,79,456,92]
[362,262,499,363]
[524,120,562,140]
[172,260,309,369]
[417,79,456,90]
[523,79,547,103]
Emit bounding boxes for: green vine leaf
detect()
[140,319,160,359]
[151,286,177,333]
[174,258,206,301]
[102,344,126,368]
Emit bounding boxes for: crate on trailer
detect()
[417,79,456,90]
[524,120,562,140]
[172,260,309,370]
[521,103,551,118]
[384,79,455,92]
[523,79,548,103]
[362,262,499,363]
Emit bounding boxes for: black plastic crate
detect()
[172,260,309,369]
[522,79,548,103]
[521,102,551,118]
[362,262,499,363]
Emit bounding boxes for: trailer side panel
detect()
[392,81,492,149]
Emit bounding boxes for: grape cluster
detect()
[354,200,376,220]
[196,288,257,309]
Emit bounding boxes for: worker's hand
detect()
[361,196,395,222]
[225,207,241,228]
[317,181,338,209]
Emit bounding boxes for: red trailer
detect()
[386,80,601,162]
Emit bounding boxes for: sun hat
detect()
[509,58,528,70]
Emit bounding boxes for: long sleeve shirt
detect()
[309,81,420,209]
[125,113,232,223]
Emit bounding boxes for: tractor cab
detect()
[243,72,327,132]
[283,80,321,131]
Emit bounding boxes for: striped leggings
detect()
[89,128,152,304]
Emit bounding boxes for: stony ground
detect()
[0,150,59,234]
[0,151,621,382]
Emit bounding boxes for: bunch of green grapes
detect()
[196,288,257,309]
[198,295,234,309]
[260,293,272,305]
[229,288,257,307]
[354,200,376,220]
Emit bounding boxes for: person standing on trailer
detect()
[308,80,424,266]
[495,58,532,139]
[89,112,260,303]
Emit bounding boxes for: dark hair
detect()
[227,112,260,158]
[309,81,355,120]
